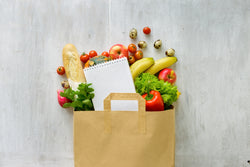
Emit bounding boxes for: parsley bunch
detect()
[60,83,95,111]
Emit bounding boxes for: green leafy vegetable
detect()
[60,83,95,111]
[135,73,177,109]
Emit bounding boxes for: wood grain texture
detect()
[0,0,249,166]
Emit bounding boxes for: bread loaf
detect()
[62,44,86,83]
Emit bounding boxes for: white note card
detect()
[83,57,137,111]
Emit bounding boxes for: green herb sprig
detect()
[60,83,95,111]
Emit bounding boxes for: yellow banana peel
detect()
[177,91,181,99]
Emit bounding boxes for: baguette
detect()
[62,44,86,83]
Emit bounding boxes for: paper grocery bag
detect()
[74,93,175,167]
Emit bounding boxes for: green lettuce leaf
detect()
[134,73,178,108]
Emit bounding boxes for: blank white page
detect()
[83,57,137,111]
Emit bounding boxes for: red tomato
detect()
[134,50,143,60]
[57,66,65,75]
[80,53,89,63]
[143,27,151,35]
[128,44,137,53]
[101,51,109,57]
[89,50,98,58]
[128,55,136,64]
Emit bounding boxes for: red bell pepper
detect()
[142,90,164,111]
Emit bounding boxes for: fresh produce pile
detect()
[57,26,180,111]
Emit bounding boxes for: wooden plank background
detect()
[0,0,250,166]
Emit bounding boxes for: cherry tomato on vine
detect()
[80,53,89,63]
[143,27,151,35]
[101,51,109,57]
[89,50,98,58]
[57,66,65,75]
[128,44,137,53]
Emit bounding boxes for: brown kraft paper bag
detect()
[74,93,175,167]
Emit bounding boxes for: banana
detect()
[177,90,181,99]
[130,57,155,80]
[145,57,177,75]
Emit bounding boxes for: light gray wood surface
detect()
[0,0,250,166]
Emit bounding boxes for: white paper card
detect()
[83,57,137,111]
[111,100,138,111]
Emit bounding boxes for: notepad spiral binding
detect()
[83,57,128,72]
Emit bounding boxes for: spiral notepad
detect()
[83,57,138,111]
